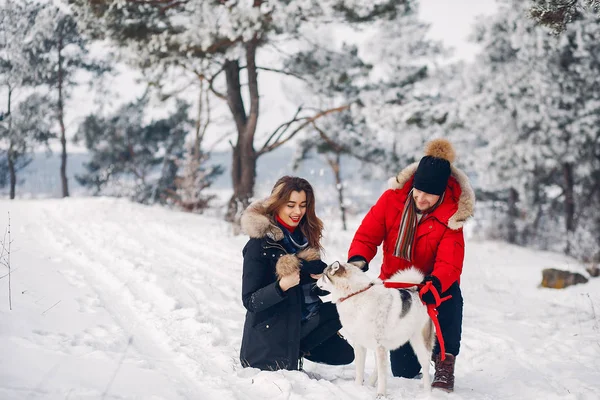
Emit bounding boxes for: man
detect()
[347,138,475,392]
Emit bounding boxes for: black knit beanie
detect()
[413,139,456,196]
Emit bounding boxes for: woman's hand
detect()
[301,259,327,274]
[279,271,300,291]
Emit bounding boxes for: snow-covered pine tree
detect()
[69,0,417,225]
[0,0,56,199]
[466,1,564,246]
[75,98,193,204]
[358,0,450,175]
[168,73,224,213]
[283,38,381,229]
[0,0,37,91]
[0,94,55,199]
[529,0,600,33]
[291,107,374,230]
[466,0,600,259]
[549,11,600,260]
[289,0,453,227]
[170,142,223,213]
[27,2,109,198]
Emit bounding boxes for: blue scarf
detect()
[276,223,320,321]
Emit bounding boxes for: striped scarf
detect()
[393,189,444,262]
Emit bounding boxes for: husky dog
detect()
[316,261,434,397]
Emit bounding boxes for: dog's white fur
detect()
[317,262,434,397]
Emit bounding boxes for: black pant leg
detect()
[300,312,320,339]
[299,302,342,353]
[304,332,354,365]
[390,342,422,378]
[434,282,463,356]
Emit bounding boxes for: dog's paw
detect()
[375,394,388,400]
[354,377,364,386]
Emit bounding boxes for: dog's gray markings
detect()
[397,289,412,318]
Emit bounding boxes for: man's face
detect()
[413,188,440,212]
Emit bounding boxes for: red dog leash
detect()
[383,280,452,361]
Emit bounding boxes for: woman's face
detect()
[277,190,307,227]
[413,188,440,212]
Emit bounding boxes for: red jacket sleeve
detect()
[348,189,392,263]
[431,228,465,292]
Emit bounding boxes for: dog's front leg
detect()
[354,344,367,385]
[375,345,388,397]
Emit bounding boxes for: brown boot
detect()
[432,353,455,392]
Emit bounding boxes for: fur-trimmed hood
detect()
[240,198,286,241]
[387,162,475,230]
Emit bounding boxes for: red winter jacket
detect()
[348,163,475,292]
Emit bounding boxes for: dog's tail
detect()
[387,267,424,287]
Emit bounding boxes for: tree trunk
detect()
[527,165,544,246]
[193,76,210,160]
[563,162,575,254]
[507,187,519,244]
[327,153,347,231]
[224,38,260,226]
[58,35,69,197]
[7,90,15,200]
[8,143,15,200]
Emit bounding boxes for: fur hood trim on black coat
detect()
[241,198,285,241]
[387,162,475,230]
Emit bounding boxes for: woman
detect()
[239,176,354,371]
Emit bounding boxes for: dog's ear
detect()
[329,261,346,275]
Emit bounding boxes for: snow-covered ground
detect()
[0,198,599,400]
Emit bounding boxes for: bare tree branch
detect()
[255,66,306,81]
[311,121,380,164]
[0,267,18,280]
[153,77,197,101]
[41,300,61,315]
[261,105,304,149]
[311,122,345,153]
[257,104,351,156]
[0,213,12,310]
[192,65,228,101]
[0,226,8,268]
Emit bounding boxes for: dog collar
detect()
[337,282,374,303]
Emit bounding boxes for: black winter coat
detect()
[240,237,304,370]
[239,199,327,371]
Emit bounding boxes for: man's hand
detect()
[279,271,300,291]
[347,255,369,271]
[420,275,442,305]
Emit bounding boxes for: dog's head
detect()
[315,261,370,300]
[315,261,347,292]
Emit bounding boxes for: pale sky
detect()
[419,0,498,61]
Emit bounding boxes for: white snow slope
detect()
[0,198,599,400]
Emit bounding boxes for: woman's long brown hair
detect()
[265,176,323,250]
